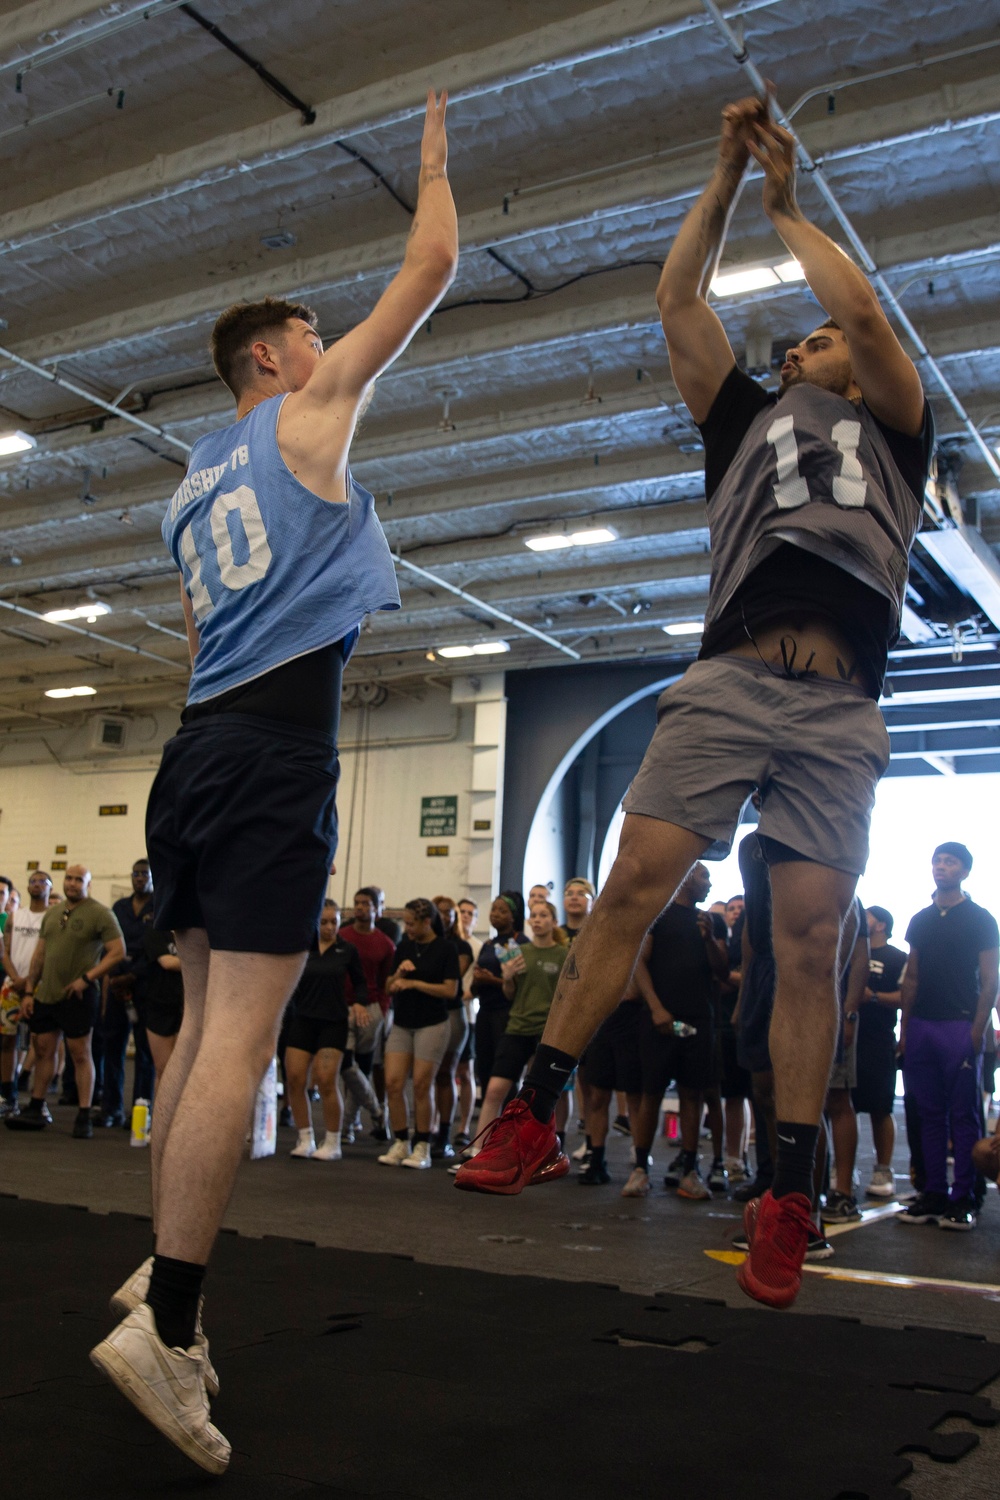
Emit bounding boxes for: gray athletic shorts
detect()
[348,1001,384,1057]
[829,1035,859,1091]
[445,1006,469,1058]
[622,656,890,876]
[384,1019,451,1066]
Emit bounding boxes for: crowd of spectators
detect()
[2,844,998,1244]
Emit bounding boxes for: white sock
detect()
[324,1132,341,1150]
[297,1128,314,1145]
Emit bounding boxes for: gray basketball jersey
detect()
[703,383,923,640]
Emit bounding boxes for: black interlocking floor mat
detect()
[2,1195,997,1500]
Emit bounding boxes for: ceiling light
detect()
[710,267,779,297]
[43,602,111,625]
[437,641,510,659]
[773,259,805,283]
[44,685,97,698]
[570,527,617,546]
[663,620,704,636]
[525,534,573,552]
[0,430,36,456]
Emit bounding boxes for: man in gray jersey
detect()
[463,94,930,1314]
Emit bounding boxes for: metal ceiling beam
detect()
[11,65,1000,367]
[393,556,581,660]
[0,0,120,59]
[0,595,182,669]
[0,0,781,257]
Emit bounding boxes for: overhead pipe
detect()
[394,555,581,660]
[0,343,192,456]
[0,596,182,669]
[700,0,1000,484]
[0,0,189,80]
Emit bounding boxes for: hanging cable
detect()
[700,0,1000,484]
[394,555,581,659]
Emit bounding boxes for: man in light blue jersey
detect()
[91,91,458,1473]
[462,93,932,1320]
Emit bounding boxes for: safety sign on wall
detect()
[420,795,457,838]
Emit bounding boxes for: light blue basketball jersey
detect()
[162,395,400,704]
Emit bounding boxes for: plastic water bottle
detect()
[130,1098,150,1147]
[504,939,521,962]
[672,1021,698,1038]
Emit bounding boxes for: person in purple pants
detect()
[898,842,999,1231]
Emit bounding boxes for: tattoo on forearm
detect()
[564,952,579,981]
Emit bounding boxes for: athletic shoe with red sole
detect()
[453,1096,569,1195]
[736,1189,812,1309]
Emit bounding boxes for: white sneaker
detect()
[290,1130,315,1159]
[378,1138,410,1166]
[90,1304,230,1475]
[866,1165,896,1198]
[571,1139,590,1161]
[621,1167,651,1198]
[401,1140,432,1170]
[110,1255,154,1320]
[312,1133,342,1161]
[110,1259,218,1398]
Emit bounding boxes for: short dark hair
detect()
[933,841,973,871]
[354,886,380,906]
[210,297,318,399]
[0,875,11,889]
[322,898,340,912]
[866,905,893,937]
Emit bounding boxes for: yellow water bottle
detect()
[130,1098,150,1148]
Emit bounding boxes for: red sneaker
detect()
[453,1097,569,1195]
[736,1189,812,1309]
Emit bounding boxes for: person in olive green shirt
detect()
[9,865,124,1139]
[467,904,567,1147]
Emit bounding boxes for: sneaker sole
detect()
[90,1339,229,1475]
[897,1214,939,1225]
[454,1151,569,1195]
[804,1244,835,1262]
[735,1259,800,1310]
[938,1220,975,1232]
[676,1188,711,1201]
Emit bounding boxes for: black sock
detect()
[395,1128,410,1142]
[633,1148,650,1174]
[435,1122,450,1145]
[681,1149,697,1174]
[146,1254,205,1351]
[27,1095,43,1112]
[412,1131,430,1145]
[590,1143,606,1169]
[772,1121,820,1201]
[583,1134,592,1152]
[520,1044,577,1122]
[75,1106,90,1121]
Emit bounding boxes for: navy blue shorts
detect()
[146,713,339,953]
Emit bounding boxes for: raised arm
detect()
[748,109,924,436]
[298,90,457,412]
[656,96,764,423]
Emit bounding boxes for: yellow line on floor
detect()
[703,1249,1000,1298]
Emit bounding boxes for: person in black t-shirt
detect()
[470,894,527,1096]
[431,894,473,1160]
[899,843,999,1230]
[854,906,906,1199]
[379,898,460,1171]
[284,901,369,1163]
[461,92,932,1304]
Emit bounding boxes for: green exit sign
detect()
[420,795,457,838]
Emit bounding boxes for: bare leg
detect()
[725,1097,751,1159]
[151,930,210,1230]
[540,815,708,1054]
[475,1075,515,1143]
[769,863,857,1126]
[66,1032,95,1108]
[147,1031,177,1085]
[313,1049,344,1134]
[586,1086,612,1149]
[412,1057,438,1134]
[631,1093,662,1163]
[826,1087,858,1195]
[678,1087,703,1153]
[871,1110,895,1167]
[29,1031,58,1099]
[155,949,306,1265]
[284,1048,314,1131]
[703,1087,724,1157]
[435,1051,458,1133]
[456,1059,475,1135]
[384,1051,412,1134]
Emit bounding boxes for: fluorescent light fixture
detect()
[0,430,37,457]
[525,528,617,552]
[710,267,779,297]
[899,601,937,645]
[42,602,112,625]
[570,527,617,546]
[773,259,805,283]
[44,685,97,699]
[918,525,1000,631]
[663,620,704,636]
[525,534,573,552]
[438,640,511,659]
